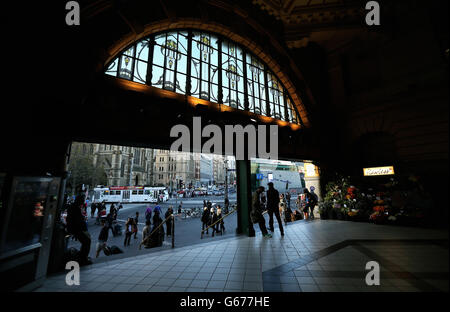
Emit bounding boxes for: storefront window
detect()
[3,179,50,253]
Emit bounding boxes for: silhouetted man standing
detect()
[266,182,284,236]
[251,186,272,238]
[66,194,92,265]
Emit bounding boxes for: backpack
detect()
[311,192,319,205]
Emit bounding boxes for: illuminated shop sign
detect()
[304,163,319,177]
[363,166,395,176]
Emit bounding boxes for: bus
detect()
[92,186,168,204]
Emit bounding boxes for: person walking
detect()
[113,203,120,220]
[95,219,110,258]
[303,188,318,220]
[201,207,210,234]
[66,194,92,265]
[105,210,115,235]
[295,194,302,212]
[145,205,152,225]
[165,207,173,237]
[209,207,218,236]
[150,209,165,247]
[216,205,225,234]
[309,186,319,219]
[124,217,133,247]
[153,205,162,217]
[286,192,291,210]
[133,212,139,239]
[110,203,116,216]
[279,193,287,207]
[266,182,284,236]
[251,186,272,238]
[90,202,97,218]
[142,220,151,248]
[279,193,287,223]
[224,197,229,214]
[260,192,267,211]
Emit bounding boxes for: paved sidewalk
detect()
[33,220,448,292]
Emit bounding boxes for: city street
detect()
[69,194,241,264]
[68,192,297,264]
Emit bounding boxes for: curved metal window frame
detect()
[105,29,304,126]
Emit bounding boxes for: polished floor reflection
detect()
[33,220,448,292]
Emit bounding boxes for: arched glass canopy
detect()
[105,30,304,126]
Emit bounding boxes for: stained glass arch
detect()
[105,29,304,126]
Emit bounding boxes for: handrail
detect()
[201,206,237,239]
[139,214,173,250]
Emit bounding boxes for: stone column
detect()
[236,159,254,237]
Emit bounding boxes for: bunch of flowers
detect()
[322,175,359,218]
[369,211,385,222]
[373,205,385,212]
[346,186,357,200]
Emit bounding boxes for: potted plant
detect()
[328,205,337,219]
[334,203,344,220]
[318,202,330,219]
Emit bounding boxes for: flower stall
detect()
[318,172,429,227]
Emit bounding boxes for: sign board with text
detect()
[363,166,395,176]
[304,163,319,177]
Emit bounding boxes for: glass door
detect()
[1,177,61,281]
[122,190,130,202]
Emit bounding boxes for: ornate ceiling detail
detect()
[252,0,364,24]
[252,0,366,49]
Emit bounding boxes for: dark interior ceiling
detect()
[252,0,368,49]
[2,0,448,176]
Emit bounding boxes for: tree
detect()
[67,144,107,194]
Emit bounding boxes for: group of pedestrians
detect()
[251,183,319,238]
[201,201,225,236]
[141,205,174,248]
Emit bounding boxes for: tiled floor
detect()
[32,220,448,292]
